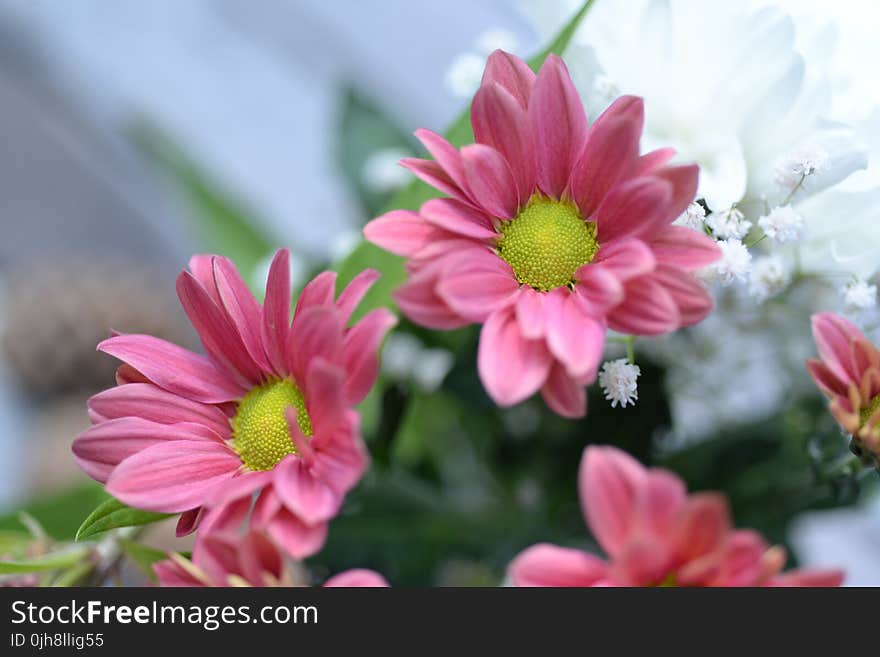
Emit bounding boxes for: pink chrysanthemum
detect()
[73,250,396,558]
[154,528,388,587]
[364,51,720,417]
[808,312,880,466]
[509,446,844,587]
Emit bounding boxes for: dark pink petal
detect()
[590,94,644,133]
[579,445,648,558]
[608,275,681,335]
[205,470,274,509]
[471,82,536,200]
[239,531,286,585]
[287,306,344,384]
[399,158,467,202]
[477,307,553,406]
[194,533,242,585]
[649,226,720,271]
[251,488,283,528]
[294,270,337,315]
[324,569,389,587]
[651,265,714,326]
[73,418,222,483]
[593,238,656,281]
[305,358,348,433]
[420,198,497,240]
[310,417,368,495]
[364,210,435,257]
[265,507,328,559]
[812,312,863,385]
[336,268,380,325]
[413,128,472,198]
[594,177,673,243]
[436,254,520,322]
[106,441,241,513]
[571,115,641,218]
[273,456,341,526]
[572,265,625,317]
[261,248,292,375]
[651,164,700,226]
[461,143,519,218]
[543,289,605,380]
[509,543,607,587]
[481,50,536,109]
[175,507,204,537]
[188,254,222,305]
[540,362,587,418]
[199,497,252,536]
[87,383,231,436]
[529,55,588,198]
[807,359,847,397]
[342,308,397,405]
[177,271,262,385]
[636,147,676,175]
[515,288,546,339]
[98,334,244,404]
[213,256,271,372]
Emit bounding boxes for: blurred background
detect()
[0,0,878,585]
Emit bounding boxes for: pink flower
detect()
[73,250,396,558]
[509,446,844,587]
[808,312,880,465]
[154,529,388,587]
[364,51,719,417]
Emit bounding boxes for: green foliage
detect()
[0,546,89,575]
[75,496,171,541]
[0,484,107,540]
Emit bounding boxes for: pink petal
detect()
[188,254,222,306]
[413,128,472,198]
[672,493,732,563]
[154,558,207,587]
[436,253,520,322]
[239,531,286,585]
[593,238,656,281]
[342,308,398,405]
[285,407,315,464]
[612,535,673,586]
[287,306,344,384]
[364,210,435,257]
[579,445,648,557]
[393,265,470,330]
[98,334,244,404]
[651,265,714,326]
[400,158,467,203]
[175,507,204,537]
[634,469,687,538]
[87,383,231,436]
[594,177,673,243]
[324,569,390,588]
[769,569,844,587]
[273,456,341,525]
[310,419,368,495]
[529,55,587,198]
[471,81,536,201]
[194,533,242,585]
[806,359,848,397]
[73,418,222,483]
[543,289,605,380]
[540,362,587,418]
[461,143,519,218]
[420,198,497,240]
[590,94,645,132]
[336,268,381,325]
[649,226,721,271]
[636,147,676,175]
[572,265,625,317]
[812,312,863,385]
[294,270,337,315]
[213,256,271,372]
[608,275,681,335]
[509,543,607,587]
[477,307,553,406]
[265,507,328,560]
[261,248,292,375]
[481,50,536,109]
[305,358,348,433]
[515,288,546,339]
[106,440,241,513]
[651,164,700,226]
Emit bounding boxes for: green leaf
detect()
[118,539,168,583]
[335,0,597,319]
[75,497,171,542]
[0,483,107,540]
[0,547,90,574]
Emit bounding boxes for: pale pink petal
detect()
[399,158,467,203]
[649,226,721,271]
[540,362,587,418]
[285,407,315,464]
[273,456,341,525]
[471,81,536,200]
[651,265,714,326]
[543,289,605,380]
[807,359,848,397]
[515,287,545,339]
[420,198,497,240]
[87,383,231,436]
[812,312,863,384]
[509,543,607,587]
[593,238,656,282]
[481,50,536,109]
[324,569,390,588]
[672,493,732,563]
[611,535,673,586]
[436,255,520,322]
[287,306,344,384]
[342,308,397,405]
[529,55,587,198]
[261,248,292,375]
[579,445,648,557]
[98,334,244,404]
[213,256,271,372]
[364,210,436,257]
[594,177,673,243]
[608,275,681,335]
[461,143,519,218]
[477,308,553,406]
[336,268,380,325]
[572,265,625,317]
[265,508,328,560]
[413,128,472,199]
[106,441,241,513]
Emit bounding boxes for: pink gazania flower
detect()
[72,249,396,558]
[509,446,844,587]
[808,312,880,466]
[364,50,719,417]
[154,529,388,587]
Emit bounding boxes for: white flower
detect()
[842,279,877,312]
[773,145,830,195]
[444,52,486,98]
[361,148,411,193]
[598,359,641,408]
[676,202,707,230]
[704,239,752,285]
[706,207,751,240]
[748,256,789,302]
[757,204,805,243]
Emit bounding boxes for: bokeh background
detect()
[1,0,878,585]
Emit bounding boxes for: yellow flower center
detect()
[232,378,312,471]
[859,395,880,428]
[497,195,599,292]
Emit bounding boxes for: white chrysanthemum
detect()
[361,148,411,193]
[704,239,752,285]
[757,204,805,243]
[676,202,707,230]
[706,207,752,240]
[842,279,877,312]
[598,359,641,408]
[749,256,790,302]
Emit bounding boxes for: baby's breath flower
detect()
[757,205,804,243]
[598,358,641,408]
